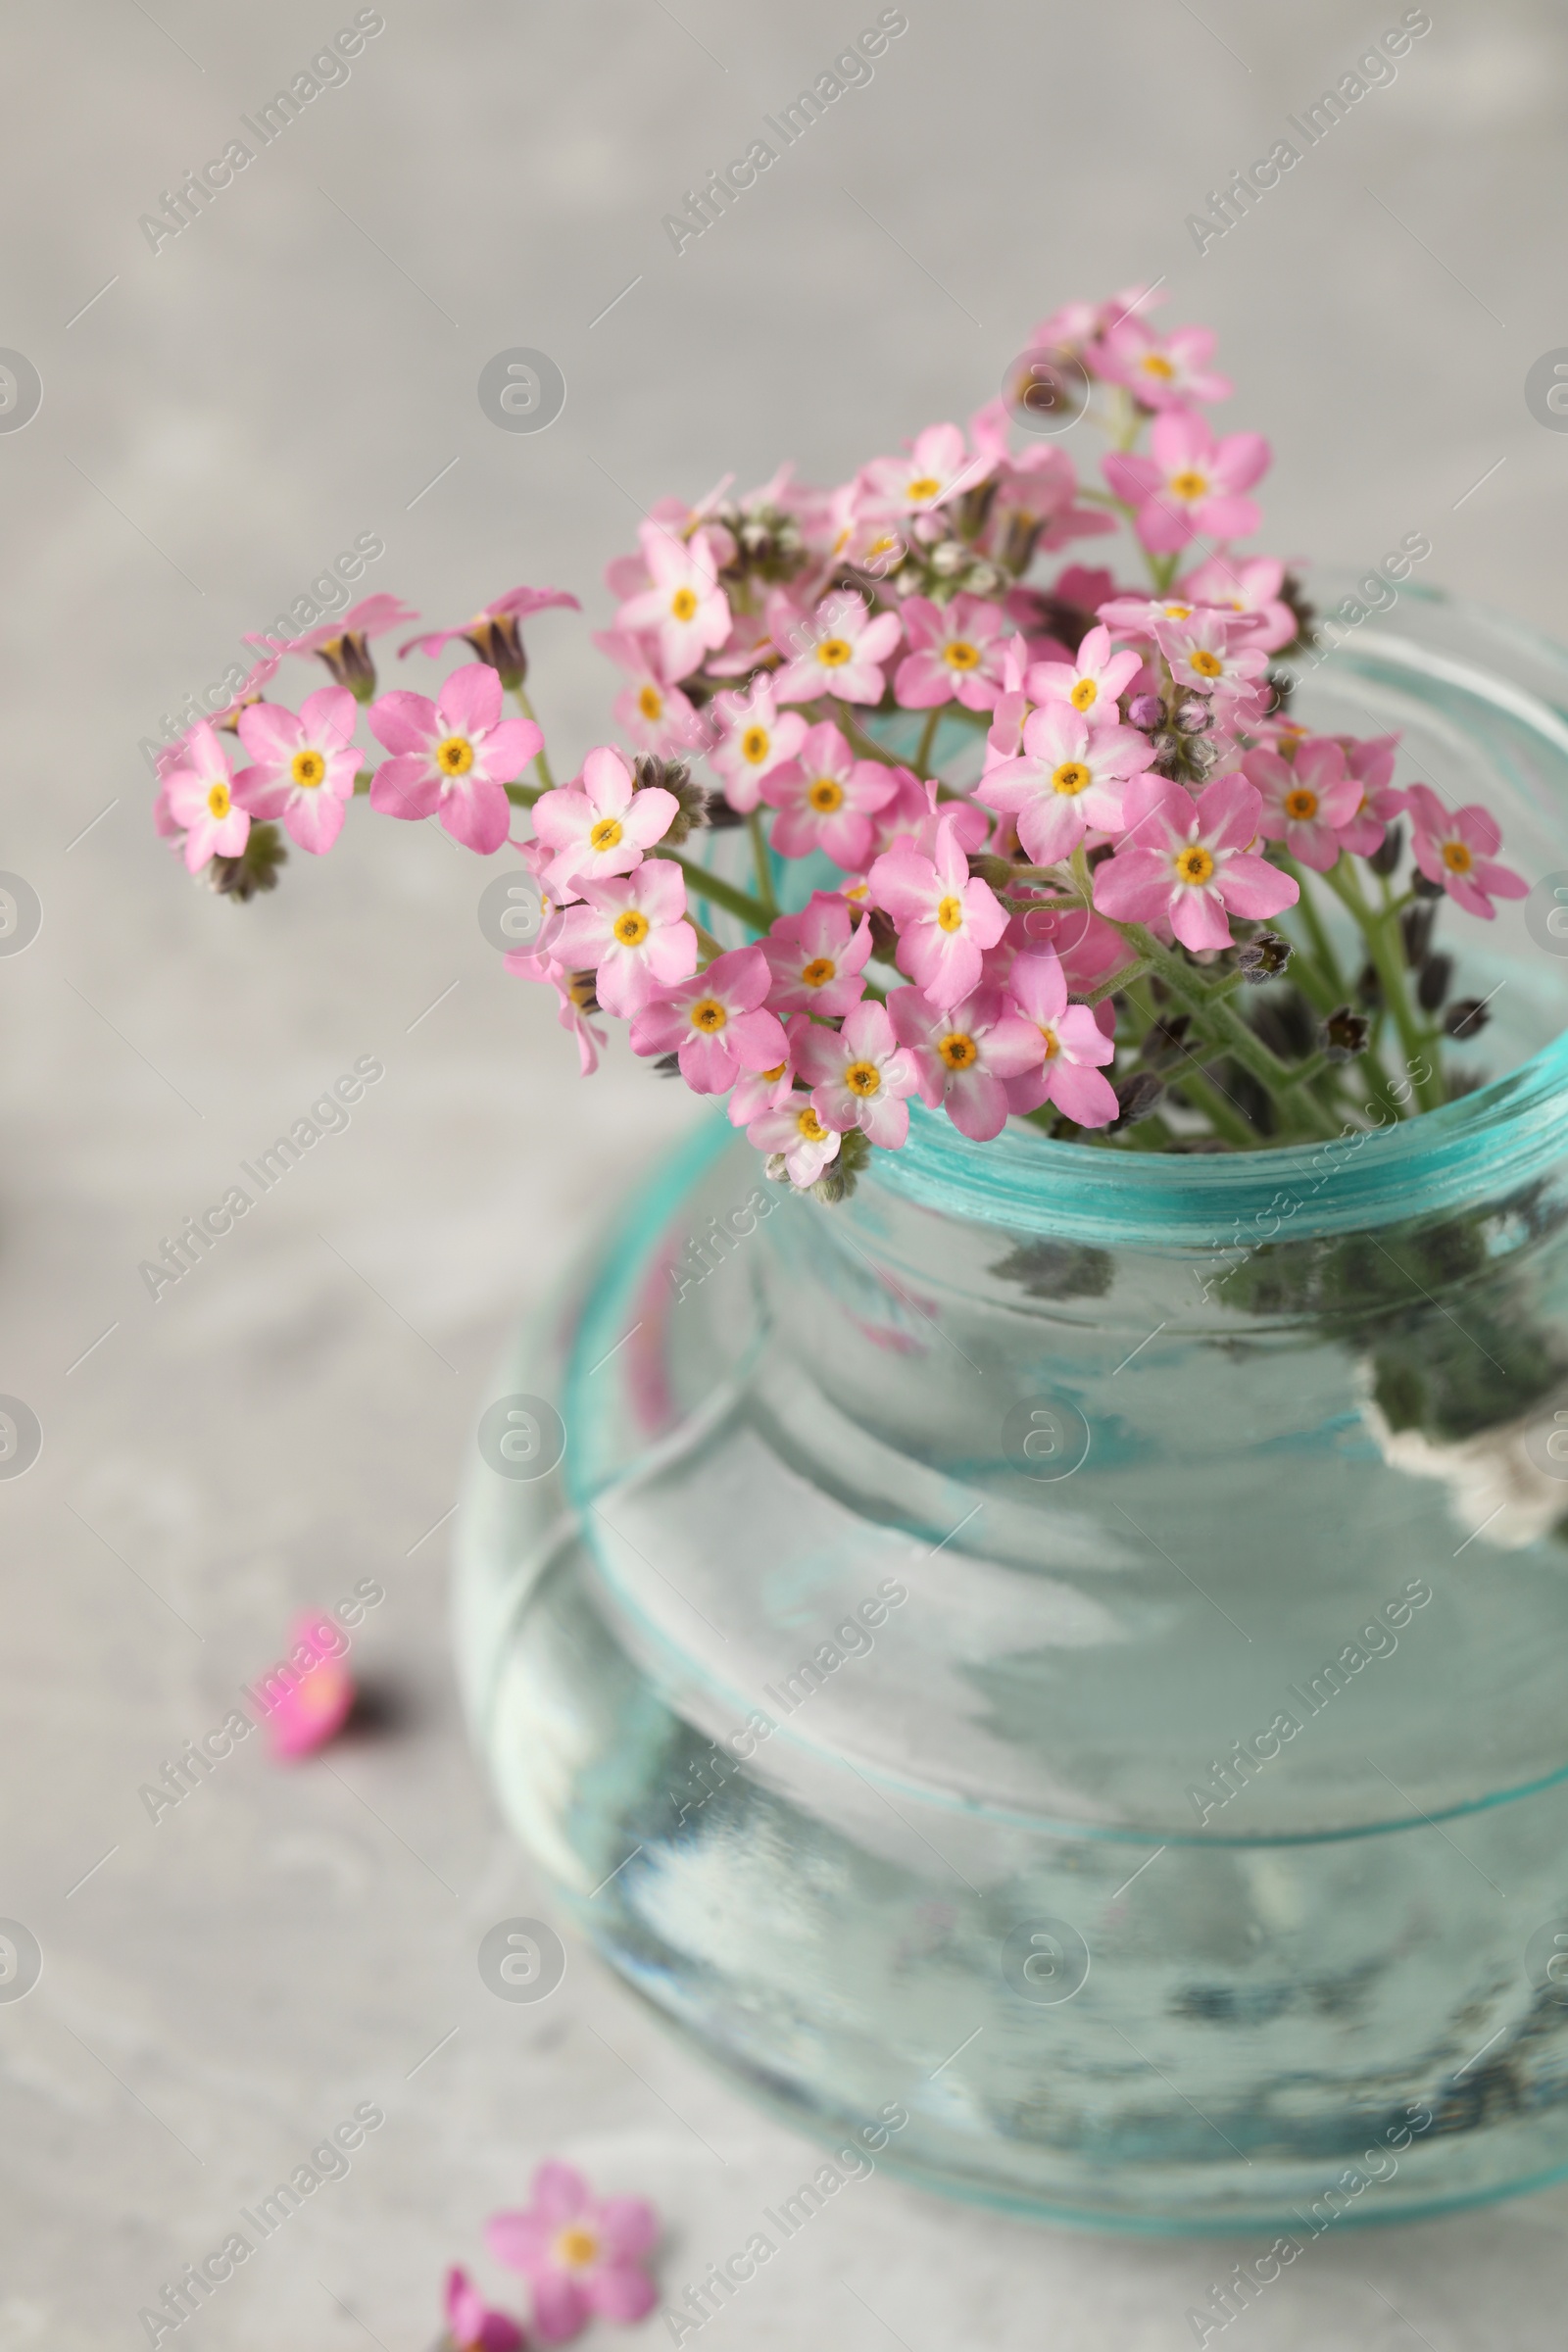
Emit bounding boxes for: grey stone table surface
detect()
[4,0,1568,2343]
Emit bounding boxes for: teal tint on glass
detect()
[457,594,1568,2228]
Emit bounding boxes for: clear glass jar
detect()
[456,589,1568,2229]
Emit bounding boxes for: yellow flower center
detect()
[945,640,981,671]
[1069,678,1099,711]
[1053,761,1091,796]
[612,909,650,946]
[845,1059,881,1096]
[906,474,942,501]
[1143,353,1176,380]
[760,1060,786,1082]
[589,817,623,851]
[1162,603,1193,619]
[436,734,475,775]
[638,685,663,721]
[670,587,699,622]
[206,781,231,819]
[291,749,325,789]
[1284,787,1318,820]
[938,1031,977,1069]
[690,996,727,1032]
[1443,839,1474,873]
[801,956,836,987]
[1174,845,1216,885]
[1040,1023,1060,1059]
[1169,468,1209,501]
[742,725,770,763]
[936,894,964,933]
[797,1104,828,1141]
[1188,649,1223,679]
[816,638,853,667]
[556,2228,600,2271]
[808,777,845,811]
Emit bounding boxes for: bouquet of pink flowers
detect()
[153,287,1528,1197]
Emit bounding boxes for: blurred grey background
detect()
[3,0,1568,2343]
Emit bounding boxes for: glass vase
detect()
[456,589,1568,2230]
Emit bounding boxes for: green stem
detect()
[1165,1059,1258,1149]
[1085,958,1149,1006]
[1270,858,1404,1109]
[1123,924,1339,1140]
[828,708,908,768]
[746,810,778,918]
[1122,971,1164,1053]
[1322,861,1445,1111]
[514,686,556,793]
[1281,1050,1332,1095]
[913,709,942,779]
[1272,944,1340,1018]
[1110,386,1145,454]
[1275,854,1349,999]
[653,848,771,935]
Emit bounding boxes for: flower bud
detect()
[1399,900,1435,965]
[810,1128,869,1203]
[634,755,710,845]
[1417,953,1452,1012]
[313,629,379,703]
[1001,514,1043,578]
[1369,820,1404,879]
[208,821,287,903]
[1128,694,1165,732]
[1236,930,1293,985]
[1110,1070,1164,1130]
[462,612,527,690]
[867,906,899,960]
[1320,1004,1370,1063]
[1445,997,1490,1040]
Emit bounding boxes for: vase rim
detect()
[871,1030,1568,1246]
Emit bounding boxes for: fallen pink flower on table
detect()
[266,1613,357,1761]
[443,2266,526,2352]
[487,2162,660,2343]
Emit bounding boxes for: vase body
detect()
[457,592,1568,2229]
